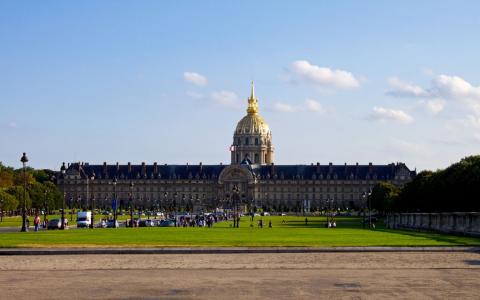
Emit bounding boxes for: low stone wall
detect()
[386,212,480,237]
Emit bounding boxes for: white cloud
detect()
[305,98,325,113]
[424,99,445,114]
[290,60,360,89]
[386,74,480,116]
[272,102,300,113]
[183,72,208,86]
[211,91,240,108]
[368,106,414,124]
[386,77,429,97]
[432,75,480,115]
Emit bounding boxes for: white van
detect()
[77,211,92,228]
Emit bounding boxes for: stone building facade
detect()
[58,83,416,212]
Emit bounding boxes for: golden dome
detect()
[235,113,270,135]
[235,82,270,135]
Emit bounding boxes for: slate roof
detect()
[65,162,416,181]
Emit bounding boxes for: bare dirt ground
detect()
[0,252,479,299]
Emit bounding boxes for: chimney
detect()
[116,162,120,172]
[369,162,373,173]
[141,162,146,176]
[153,162,158,174]
[271,162,275,174]
[316,162,320,173]
[128,162,131,173]
[329,162,333,173]
[199,162,203,173]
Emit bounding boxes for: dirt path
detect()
[0,252,479,299]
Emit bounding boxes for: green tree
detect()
[0,162,15,188]
[370,182,399,213]
[5,185,31,209]
[0,170,14,188]
[0,189,19,211]
[29,182,48,210]
[44,181,63,210]
[13,169,35,186]
[32,169,51,183]
[396,155,480,212]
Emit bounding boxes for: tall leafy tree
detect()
[0,189,19,211]
[370,182,399,213]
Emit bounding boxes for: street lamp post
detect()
[112,177,118,226]
[232,185,240,228]
[89,172,96,229]
[20,152,29,232]
[60,162,67,230]
[362,190,372,229]
[173,192,177,227]
[129,181,134,227]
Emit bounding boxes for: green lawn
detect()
[0,216,478,248]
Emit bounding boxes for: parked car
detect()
[139,219,155,227]
[106,219,119,228]
[159,220,175,227]
[47,218,68,230]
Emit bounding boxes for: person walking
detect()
[305,217,308,225]
[34,214,40,232]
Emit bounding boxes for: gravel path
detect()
[0,252,479,299]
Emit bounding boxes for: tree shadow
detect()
[376,227,480,246]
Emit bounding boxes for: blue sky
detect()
[1,1,480,171]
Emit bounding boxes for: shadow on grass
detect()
[375,227,480,246]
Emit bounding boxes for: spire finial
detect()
[247,81,259,115]
[250,81,256,100]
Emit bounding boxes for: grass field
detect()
[0,216,479,248]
